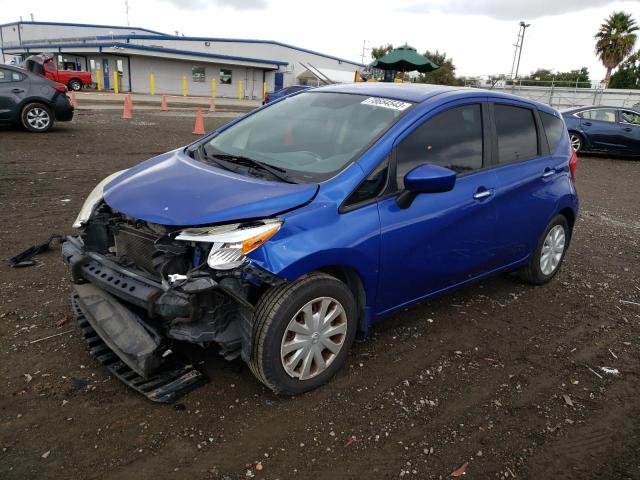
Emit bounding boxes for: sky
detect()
[1,0,640,81]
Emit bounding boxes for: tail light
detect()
[569,148,578,180]
[54,84,67,93]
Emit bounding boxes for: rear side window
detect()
[494,104,538,164]
[620,110,640,125]
[0,69,24,83]
[396,104,483,187]
[540,111,566,153]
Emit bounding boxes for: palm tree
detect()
[595,12,638,88]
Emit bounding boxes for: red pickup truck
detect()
[24,55,93,91]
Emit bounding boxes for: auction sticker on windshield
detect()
[361,97,412,111]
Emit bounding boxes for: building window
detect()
[192,66,205,82]
[90,59,96,70]
[116,59,124,74]
[220,68,232,85]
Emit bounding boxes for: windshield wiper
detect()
[187,144,236,173]
[209,153,296,184]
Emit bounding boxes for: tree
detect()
[371,44,393,60]
[609,52,640,88]
[595,11,638,88]
[517,67,591,87]
[417,50,462,86]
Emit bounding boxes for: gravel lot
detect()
[1,110,639,480]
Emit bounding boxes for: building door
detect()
[102,59,110,90]
[275,72,284,91]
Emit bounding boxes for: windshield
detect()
[203,92,412,182]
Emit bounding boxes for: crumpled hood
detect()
[103,149,318,226]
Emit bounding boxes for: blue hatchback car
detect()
[63,83,578,397]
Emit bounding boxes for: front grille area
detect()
[114,226,158,274]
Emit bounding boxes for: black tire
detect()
[519,214,570,285]
[249,272,357,395]
[20,103,54,133]
[68,79,82,91]
[569,131,583,152]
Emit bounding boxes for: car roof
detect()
[562,105,630,113]
[312,82,462,103]
[310,83,562,114]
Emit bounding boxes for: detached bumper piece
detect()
[71,289,207,403]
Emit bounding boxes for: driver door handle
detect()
[11,88,24,93]
[583,121,592,127]
[623,127,633,132]
[473,190,493,200]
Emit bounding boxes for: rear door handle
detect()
[623,127,633,132]
[11,88,24,93]
[473,189,493,200]
[542,168,556,178]
[582,122,592,127]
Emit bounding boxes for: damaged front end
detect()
[63,202,284,401]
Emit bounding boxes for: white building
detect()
[0,20,362,98]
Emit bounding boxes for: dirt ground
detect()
[1,110,639,480]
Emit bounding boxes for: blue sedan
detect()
[64,83,578,397]
[562,106,640,155]
[263,84,311,104]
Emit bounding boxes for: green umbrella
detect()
[371,44,439,73]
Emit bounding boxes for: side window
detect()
[344,159,389,208]
[494,104,538,164]
[0,69,23,83]
[540,111,566,153]
[396,104,483,188]
[581,109,616,123]
[620,110,640,125]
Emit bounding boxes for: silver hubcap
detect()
[26,107,50,130]
[280,296,347,380]
[570,134,581,151]
[540,225,566,275]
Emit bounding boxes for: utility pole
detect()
[360,40,370,65]
[514,21,531,80]
[124,0,130,27]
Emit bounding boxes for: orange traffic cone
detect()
[192,108,205,135]
[122,94,132,119]
[160,95,168,111]
[209,96,216,112]
[70,91,78,108]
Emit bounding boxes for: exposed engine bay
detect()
[63,202,284,371]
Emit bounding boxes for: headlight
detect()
[72,170,128,228]
[176,219,282,270]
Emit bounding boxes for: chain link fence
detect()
[467,80,640,109]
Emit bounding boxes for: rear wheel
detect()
[68,79,82,91]
[21,103,53,132]
[569,132,583,152]
[249,273,357,395]
[519,214,569,285]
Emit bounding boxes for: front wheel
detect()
[21,103,54,132]
[68,79,82,91]
[249,273,357,395]
[569,132,583,152]
[519,215,570,285]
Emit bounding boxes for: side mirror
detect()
[396,164,456,209]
